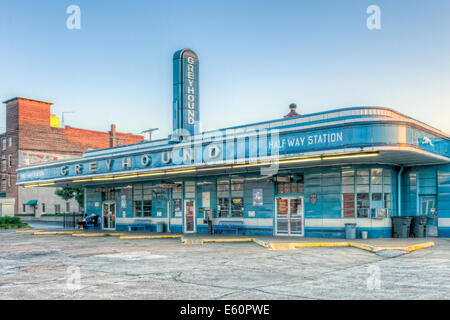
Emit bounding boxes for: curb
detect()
[266,241,436,253]
[33,231,83,235]
[120,235,182,240]
[73,233,126,237]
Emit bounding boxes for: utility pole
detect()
[61,111,75,128]
[114,136,127,146]
[141,128,159,141]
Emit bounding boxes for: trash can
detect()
[361,231,368,240]
[156,222,164,233]
[344,223,357,239]
[410,216,427,238]
[392,217,413,238]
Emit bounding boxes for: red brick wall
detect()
[2,97,144,213]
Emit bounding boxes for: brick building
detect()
[1,97,144,215]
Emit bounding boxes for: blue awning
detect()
[25,200,38,206]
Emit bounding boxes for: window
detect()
[1,179,5,191]
[7,174,11,188]
[1,159,5,172]
[54,204,61,213]
[342,169,355,218]
[42,203,46,212]
[342,168,393,218]
[384,170,392,213]
[133,184,153,217]
[276,174,304,194]
[23,204,26,213]
[356,169,370,217]
[143,200,152,217]
[231,179,244,217]
[8,137,12,148]
[217,179,229,217]
[2,139,5,150]
[8,154,12,168]
[172,183,182,217]
[184,182,195,198]
[102,189,116,201]
[66,202,70,212]
[371,169,382,201]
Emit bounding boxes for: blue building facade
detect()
[16,50,450,239]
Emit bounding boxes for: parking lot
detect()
[1,228,450,300]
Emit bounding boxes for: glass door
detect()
[289,198,303,235]
[276,198,289,235]
[275,197,304,236]
[420,196,437,236]
[102,202,116,230]
[184,200,195,233]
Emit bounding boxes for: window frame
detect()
[341,168,393,218]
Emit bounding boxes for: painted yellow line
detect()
[268,243,296,250]
[348,242,376,252]
[33,231,83,235]
[16,230,45,233]
[120,235,182,240]
[405,242,435,252]
[202,238,254,243]
[265,241,436,253]
[252,238,270,248]
[72,233,126,237]
[293,242,350,248]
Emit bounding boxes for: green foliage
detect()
[0,216,21,224]
[55,187,75,201]
[55,187,84,209]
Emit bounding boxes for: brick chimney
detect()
[110,124,117,147]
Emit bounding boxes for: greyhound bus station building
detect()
[16,49,450,238]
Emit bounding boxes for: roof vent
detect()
[284,103,300,118]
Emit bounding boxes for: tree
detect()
[55,187,84,211]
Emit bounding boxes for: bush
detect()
[0,216,21,225]
[0,215,29,229]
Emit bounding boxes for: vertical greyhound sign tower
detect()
[172,48,200,140]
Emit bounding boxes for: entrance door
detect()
[184,200,195,233]
[275,197,304,236]
[102,202,116,230]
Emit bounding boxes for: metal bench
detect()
[84,215,99,230]
[213,220,244,235]
[128,219,153,232]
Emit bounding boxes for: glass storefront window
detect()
[143,200,152,217]
[102,189,116,201]
[357,193,370,217]
[133,184,153,217]
[342,168,393,218]
[172,182,183,217]
[231,197,244,217]
[218,197,229,217]
[342,169,355,218]
[217,179,229,217]
[383,170,392,212]
[134,200,142,217]
[231,179,244,217]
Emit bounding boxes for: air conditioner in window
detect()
[371,208,388,219]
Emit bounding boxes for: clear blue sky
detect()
[1,0,449,138]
